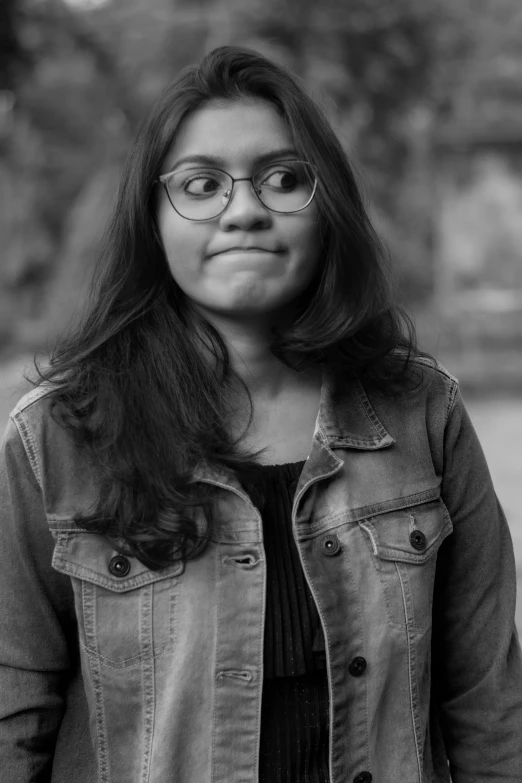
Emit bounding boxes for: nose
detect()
[218,180,272,231]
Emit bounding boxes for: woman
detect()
[0,46,521,783]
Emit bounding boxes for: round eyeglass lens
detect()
[165,168,232,221]
[253,161,316,214]
[164,161,316,220]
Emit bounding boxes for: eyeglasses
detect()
[157,160,318,221]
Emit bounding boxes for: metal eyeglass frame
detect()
[156,160,318,221]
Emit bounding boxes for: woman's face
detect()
[156,98,322,328]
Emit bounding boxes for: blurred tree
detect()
[0,0,29,90]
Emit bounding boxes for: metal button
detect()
[108,555,131,577]
[349,656,367,677]
[320,534,341,556]
[410,530,427,551]
[353,772,372,783]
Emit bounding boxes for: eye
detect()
[259,167,299,191]
[183,174,222,197]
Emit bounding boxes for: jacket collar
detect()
[192,363,394,484]
[317,363,395,450]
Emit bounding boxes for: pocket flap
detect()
[52,531,184,591]
[358,499,452,564]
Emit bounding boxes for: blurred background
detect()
[0,0,521,631]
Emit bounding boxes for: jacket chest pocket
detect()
[358,498,452,631]
[51,531,184,668]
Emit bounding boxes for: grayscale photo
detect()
[1,1,521,781]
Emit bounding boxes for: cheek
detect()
[291,215,322,270]
[159,215,209,286]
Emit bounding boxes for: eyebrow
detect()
[165,147,299,174]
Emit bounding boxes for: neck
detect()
[194,309,320,403]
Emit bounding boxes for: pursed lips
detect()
[209,246,284,257]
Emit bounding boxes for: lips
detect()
[209,246,284,257]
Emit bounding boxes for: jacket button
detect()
[320,534,341,556]
[353,773,372,783]
[410,530,427,551]
[108,555,131,577]
[349,656,367,677]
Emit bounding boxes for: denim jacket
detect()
[1,359,521,783]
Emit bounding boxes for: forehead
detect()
[163,98,296,171]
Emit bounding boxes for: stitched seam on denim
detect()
[77,577,171,668]
[141,656,154,783]
[409,356,458,385]
[47,516,97,528]
[353,382,390,440]
[397,564,416,625]
[358,520,378,555]
[169,584,176,652]
[140,585,154,783]
[333,438,385,448]
[407,356,460,432]
[53,559,182,589]
[368,546,439,566]
[292,452,344,526]
[396,562,410,626]
[12,412,42,487]
[317,423,329,445]
[408,628,424,780]
[211,553,222,783]
[253,539,265,783]
[349,555,371,773]
[443,379,459,429]
[295,490,441,540]
[290,515,339,780]
[46,522,83,532]
[362,523,440,632]
[83,589,111,782]
[92,660,110,782]
[396,564,423,781]
[82,579,97,656]
[140,584,149,662]
[359,527,401,630]
[81,641,169,669]
[9,383,56,416]
[348,489,441,521]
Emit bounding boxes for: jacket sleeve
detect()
[0,416,75,782]
[434,384,522,781]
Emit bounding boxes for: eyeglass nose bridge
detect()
[219,176,266,215]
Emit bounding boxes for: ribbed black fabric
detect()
[259,672,330,783]
[236,460,330,783]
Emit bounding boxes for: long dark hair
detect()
[30,45,430,570]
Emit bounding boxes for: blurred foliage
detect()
[1,0,522,354]
[0,0,28,90]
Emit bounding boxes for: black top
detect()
[236,460,330,783]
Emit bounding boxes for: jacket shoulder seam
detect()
[9,385,56,488]
[408,356,459,386]
[9,383,56,417]
[10,413,42,488]
[407,356,459,426]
